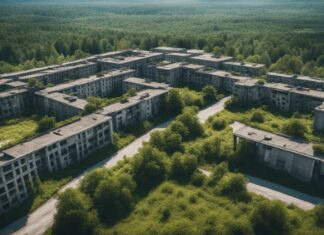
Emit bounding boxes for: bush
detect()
[83,103,98,115]
[250,111,264,123]
[176,108,204,138]
[313,144,324,155]
[313,204,324,227]
[132,145,168,190]
[257,79,265,85]
[52,189,94,235]
[170,153,198,182]
[212,118,227,130]
[207,162,228,187]
[250,201,290,235]
[224,219,254,235]
[218,174,251,202]
[166,89,185,114]
[191,171,206,187]
[283,119,308,138]
[161,218,198,235]
[80,169,108,197]
[202,85,217,102]
[37,116,56,132]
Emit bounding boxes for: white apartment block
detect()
[0,114,113,213]
[189,53,233,69]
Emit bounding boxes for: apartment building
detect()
[19,61,97,85]
[100,89,168,131]
[234,80,324,112]
[166,53,192,62]
[41,69,135,98]
[267,72,324,90]
[36,92,88,120]
[0,113,113,213]
[123,77,169,92]
[153,47,187,54]
[0,89,28,121]
[234,124,324,183]
[223,61,265,76]
[189,53,233,69]
[98,50,164,77]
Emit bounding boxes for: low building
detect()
[314,103,324,133]
[19,61,97,85]
[40,69,134,98]
[0,89,28,121]
[98,50,163,77]
[223,61,265,76]
[153,47,187,54]
[155,62,183,86]
[233,124,324,183]
[166,53,191,62]
[267,72,324,90]
[123,77,169,92]
[189,54,232,69]
[100,89,168,131]
[36,92,88,120]
[0,113,113,213]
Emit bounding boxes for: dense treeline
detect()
[0,2,324,77]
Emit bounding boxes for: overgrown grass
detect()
[0,116,169,228]
[100,181,322,235]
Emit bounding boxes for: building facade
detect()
[0,114,113,213]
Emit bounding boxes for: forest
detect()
[0,0,324,77]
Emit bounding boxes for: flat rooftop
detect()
[6,81,27,88]
[263,82,293,92]
[38,92,88,110]
[41,69,134,94]
[154,47,186,53]
[100,89,168,115]
[157,62,183,70]
[234,124,323,161]
[2,114,111,161]
[224,61,265,69]
[187,49,204,55]
[181,63,205,70]
[99,51,162,65]
[267,72,295,79]
[291,87,324,99]
[123,77,169,89]
[0,89,27,98]
[166,53,191,57]
[190,53,233,63]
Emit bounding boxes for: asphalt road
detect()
[2,96,322,235]
[199,169,324,210]
[0,97,230,235]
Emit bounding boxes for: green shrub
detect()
[191,171,206,187]
[313,144,324,155]
[283,119,308,138]
[250,111,264,123]
[218,174,251,202]
[212,118,227,130]
[251,201,290,235]
[37,116,56,132]
[313,204,324,227]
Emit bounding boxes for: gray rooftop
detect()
[157,62,183,70]
[38,92,88,110]
[234,124,323,162]
[100,89,168,115]
[2,114,111,161]
[99,50,162,65]
[0,89,27,98]
[123,77,169,89]
[191,53,233,63]
[224,61,265,69]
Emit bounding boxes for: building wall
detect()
[0,90,27,121]
[314,108,324,132]
[0,117,113,213]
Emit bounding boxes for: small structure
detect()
[233,124,324,183]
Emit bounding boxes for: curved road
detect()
[1,96,323,235]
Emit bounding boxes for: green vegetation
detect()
[0,1,323,78]
[47,109,324,235]
[37,116,56,132]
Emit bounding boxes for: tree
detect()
[212,118,226,130]
[169,121,190,140]
[166,89,184,114]
[54,39,68,56]
[94,175,135,224]
[250,111,264,123]
[80,169,107,197]
[250,201,290,235]
[164,131,183,154]
[176,108,204,138]
[313,204,324,227]
[27,77,44,89]
[37,116,56,132]
[52,189,94,235]
[202,85,217,102]
[283,119,308,138]
[170,153,197,182]
[132,145,168,190]
[83,103,98,115]
[218,174,251,202]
